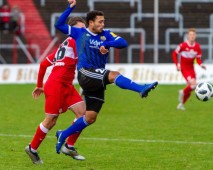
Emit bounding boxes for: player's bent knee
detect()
[85,115,97,124]
[108,71,120,83]
[85,111,98,124]
[86,118,96,124]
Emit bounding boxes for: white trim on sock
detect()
[30,147,37,153]
[40,123,49,134]
[67,144,74,148]
[83,116,89,125]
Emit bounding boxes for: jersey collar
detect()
[186,40,195,47]
[86,28,98,36]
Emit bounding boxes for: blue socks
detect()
[114,75,143,93]
[61,116,89,139]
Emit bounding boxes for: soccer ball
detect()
[195,82,213,101]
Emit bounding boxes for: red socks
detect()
[30,119,81,150]
[66,132,81,146]
[183,85,193,104]
[30,123,49,151]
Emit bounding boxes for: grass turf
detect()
[0,84,213,170]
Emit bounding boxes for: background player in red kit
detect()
[172,28,206,110]
[25,17,86,164]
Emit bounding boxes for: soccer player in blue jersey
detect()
[54,0,158,154]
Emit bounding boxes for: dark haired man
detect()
[55,0,158,154]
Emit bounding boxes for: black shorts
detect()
[77,68,110,112]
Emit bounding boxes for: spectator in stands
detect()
[11,5,21,35]
[0,4,11,32]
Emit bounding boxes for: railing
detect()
[175,0,213,21]
[0,36,40,63]
[169,0,213,63]
[165,28,212,52]
[130,13,184,36]
[209,13,213,34]
[165,28,213,63]
[107,28,145,63]
[5,0,213,63]
[38,0,142,13]
[0,53,6,64]
[15,36,36,63]
[37,36,59,63]
[40,0,45,6]
[50,10,213,63]
[87,0,142,15]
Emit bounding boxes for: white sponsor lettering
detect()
[54,62,65,66]
[0,64,213,84]
[89,39,102,46]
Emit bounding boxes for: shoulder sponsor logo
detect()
[110,32,117,37]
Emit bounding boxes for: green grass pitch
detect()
[0,84,213,170]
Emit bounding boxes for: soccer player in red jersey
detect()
[172,28,206,110]
[25,17,86,164]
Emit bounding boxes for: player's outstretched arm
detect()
[55,1,76,35]
[102,37,128,49]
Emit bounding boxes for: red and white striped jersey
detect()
[172,40,202,70]
[37,37,78,87]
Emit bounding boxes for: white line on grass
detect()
[1,133,213,145]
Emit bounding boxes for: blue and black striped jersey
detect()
[55,6,128,70]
